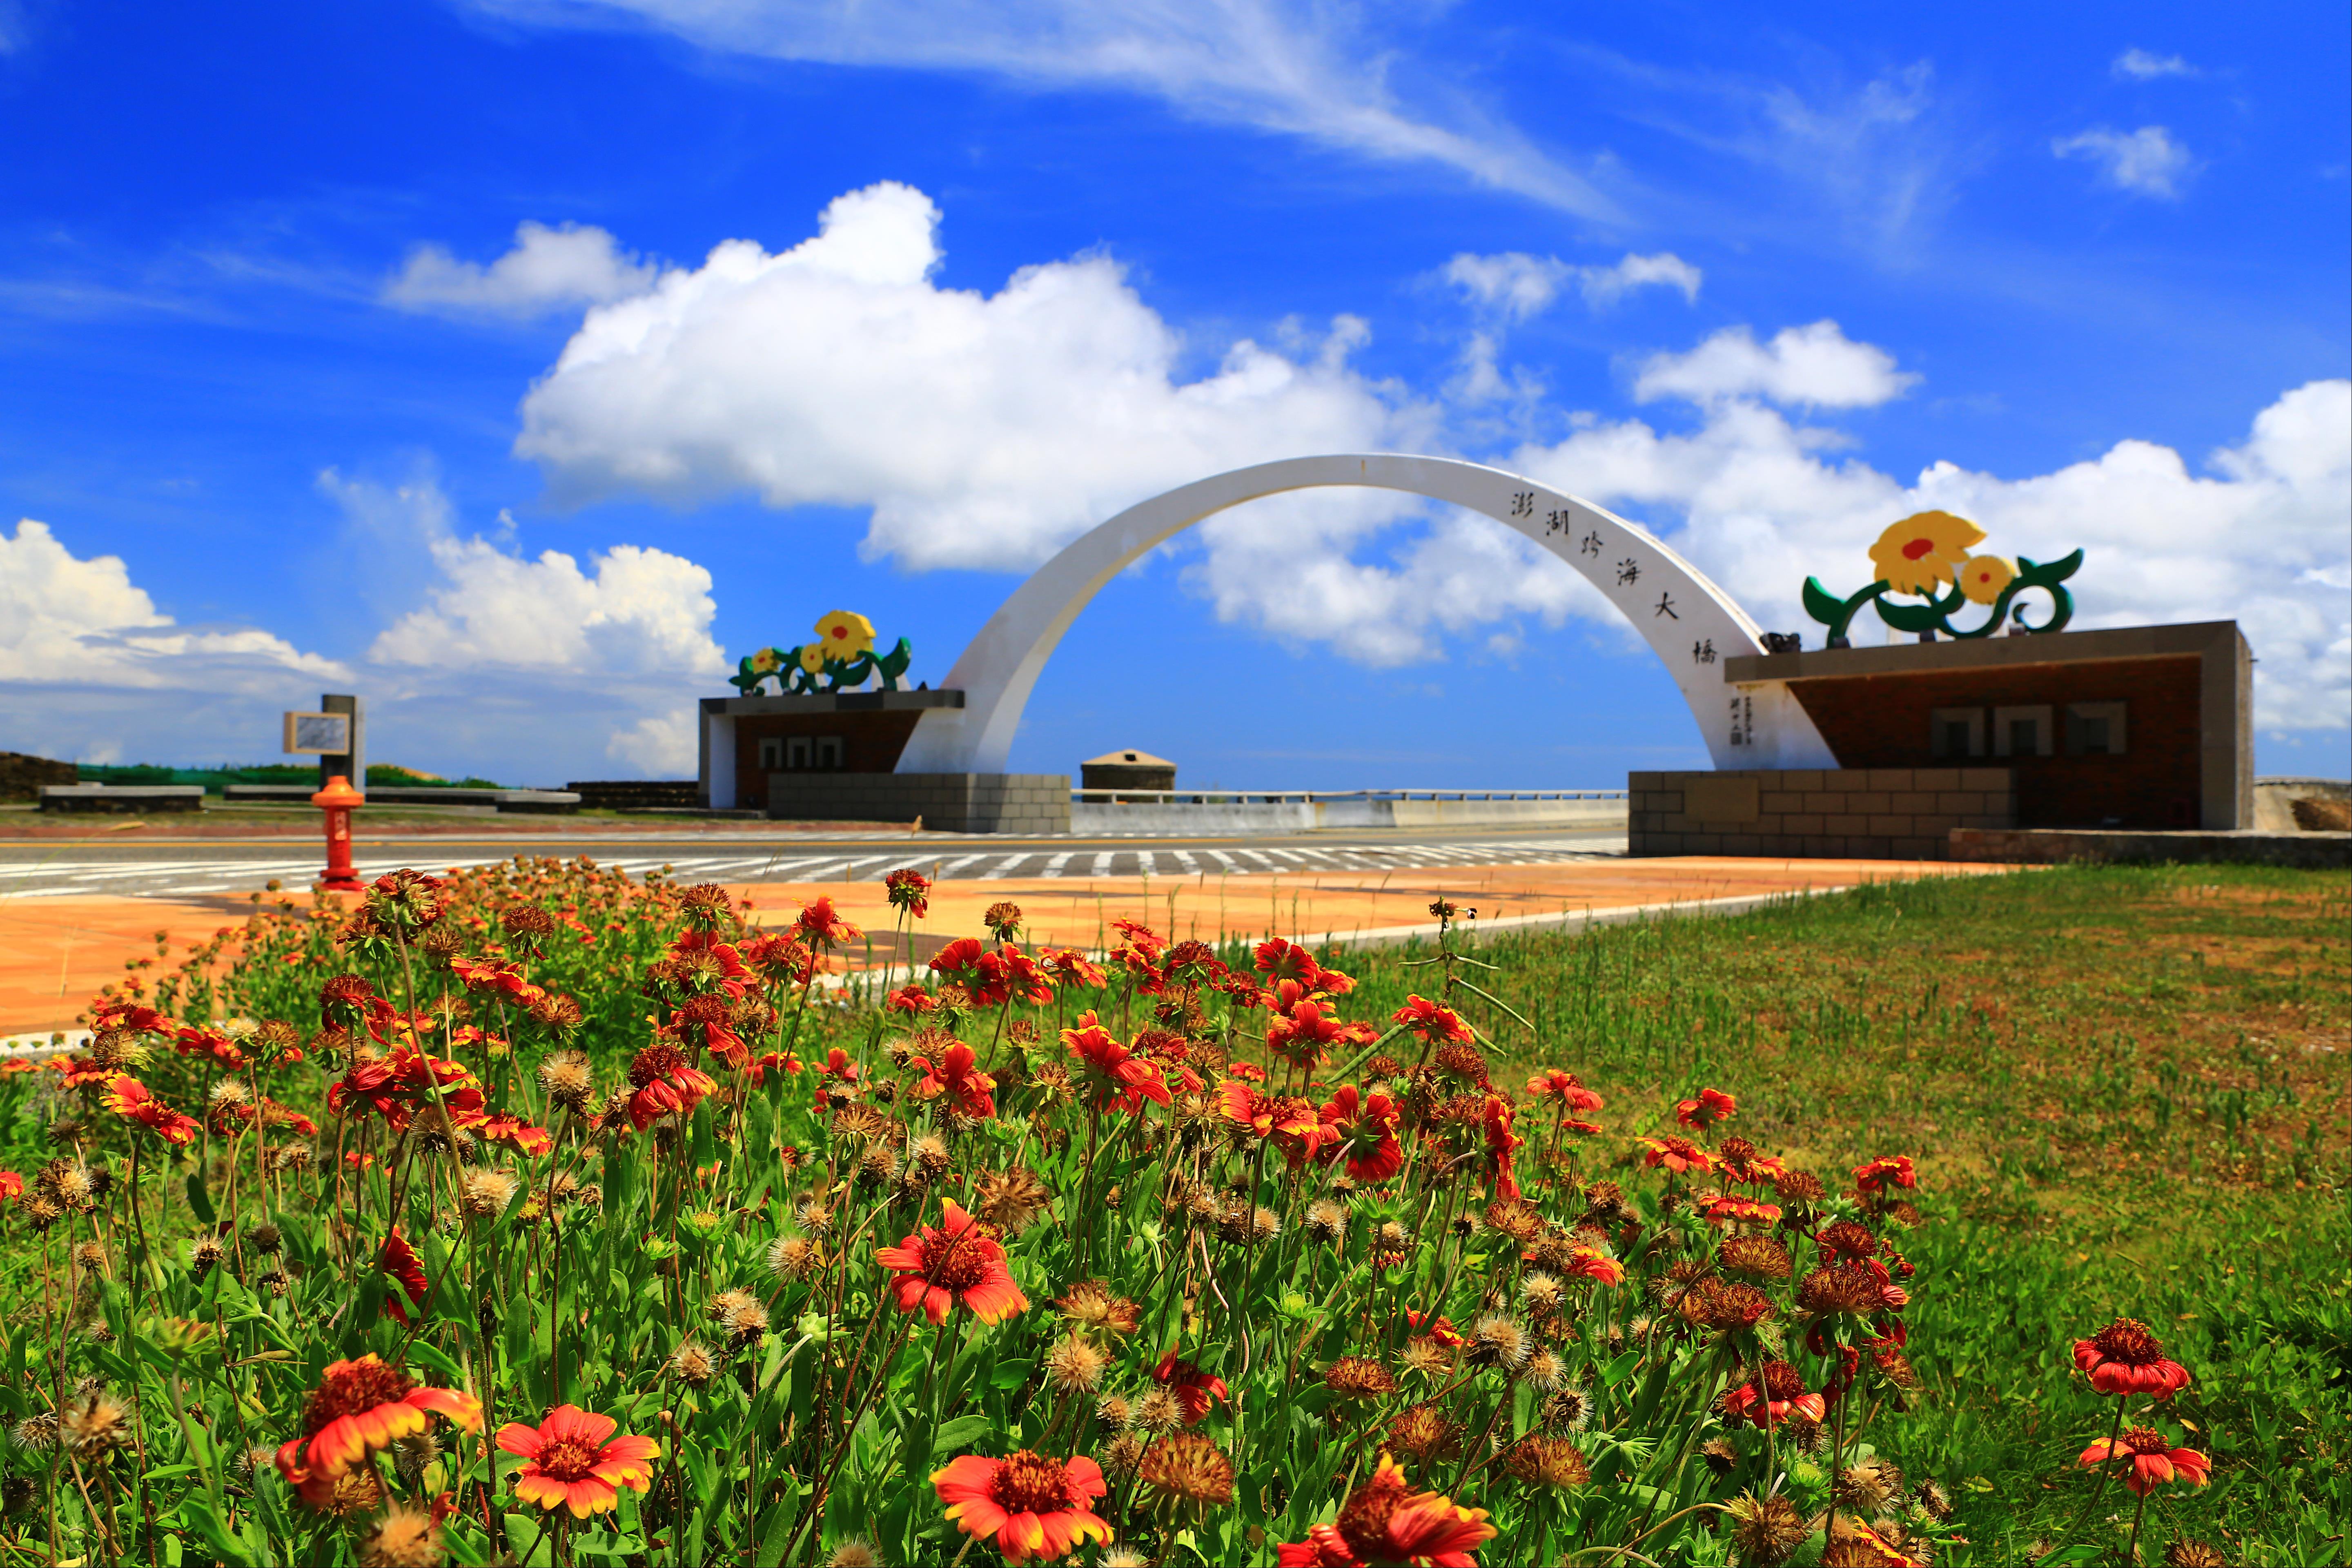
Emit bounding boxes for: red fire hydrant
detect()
[311,773,365,893]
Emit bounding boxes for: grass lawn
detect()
[1330,862,2352,1565]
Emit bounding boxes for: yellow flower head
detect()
[811,610,876,663]
[1956,554,2016,605]
[797,643,826,676]
[748,648,781,673]
[1868,512,1986,597]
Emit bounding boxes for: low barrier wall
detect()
[1070,795,1626,835]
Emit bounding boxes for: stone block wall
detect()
[1628,768,2014,860]
[766,773,1070,835]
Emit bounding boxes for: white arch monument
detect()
[893,453,1835,775]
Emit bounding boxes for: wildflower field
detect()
[0,857,2343,1567]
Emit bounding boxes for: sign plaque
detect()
[283,711,352,755]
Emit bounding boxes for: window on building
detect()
[2065,702,2128,757]
[1991,705,2053,758]
[1930,708,1985,760]
[757,737,783,771]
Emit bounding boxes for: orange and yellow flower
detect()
[933,1450,1111,1564]
[877,1200,1028,1325]
[497,1405,660,1517]
[1276,1454,1495,1567]
[1867,511,1986,596]
[2072,1317,2192,1399]
[2079,1427,2211,1496]
[274,1355,481,1506]
[104,1077,199,1145]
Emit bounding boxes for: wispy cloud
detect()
[2053,125,2195,198]
[386,220,657,317]
[1441,250,1701,320]
[2113,48,2196,81]
[461,0,1625,220]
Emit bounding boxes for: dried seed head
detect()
[247,1221,284,1254]
[1382,1404,1462,1463]
[1913,1479,1953,1521]
[207,1078,252,1112]
[824,1542,882,1568]
[795,1195,835,1234]
[1725,1491,1813,1568]
[74,1241,108,1276]
[60,1391,131,1459]
[765,1234,821,1281]
[1468,1314,1530,1372]
[259,1267,292,1298]
[459,1167,519,1218]
[1133,1389,1184,1434]
[1094,1394,1134,1430]
[1044,1335,1109,1396]
[1720,1234,1794,1282]
[1521,1348,1568,1392]
[22,1196,63,1232]
[1396,1337,1453,1381]
[1138,1432,1236,1511]
[537,1049,596,1112]
[709,1288,770,1348]
[667,1339,719,1389]
[910,1133,951,1177]
[10,1413,58,1455]
[2162,1542,2230,1568]
[1055,1279,1143,1339]
[391,1428,442,1487]
[358,1503,450,1568]
[320,1467,383,1517]
[1303,1199,1347,1243]
[1323,1356,1398,1400]
[1102,1433,1146,1479]
[1837,1456,1903,1511]
[1250,1205,1281,1244]
[975,1167,1051,1236]
[1701,1437,1739,1475]
[1521,1271,1565,1316]
[1503,1434,1590,1489]
[1542,1385,1595,1433]
[272,1143,316,1174]
[855,1143,899,1188]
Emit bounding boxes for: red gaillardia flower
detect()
[796,896,863,950]
[497,1405,661,1517]
[625,1043,717,1131]
[1318,1085,1403,1183]
[1722,1361,1825,1429]
[1392,994,1474,1045]
[327,1045,485,1134]
[932,1450,1112,1564]
[1063,1012,1170,1115]
[379,1231,431,1325]
[274,1355,482,1505]
[1563,1245,1626,1287]
[104,1077,200,1146]
[1041,948,1107,990]
[1253,937,1321,987]
[1150,1349,1231,1425]
[912,1040,998,1120]
[884,984,939,1016]
[2080,1426,2212,1496]
[2072,1318,2192,1399]
[1525,1069,1604,1112]
[1675,1087,1737,1131]
[1853,1154,1917,1193]
[876,1200,1029,1325]
[1639,1135,1717,1176]
[475,1113,554,1158]
[1276,1453,1495,1568]
[884,867,933,920]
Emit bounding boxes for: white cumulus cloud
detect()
[2053,125,2195,198]
[1512,379,2351,732]
[385,220,657,317]
[2113,49,2196,80]
[1632,321,1918,409]
[514,180,1421,572]
[1442,251,1702,319]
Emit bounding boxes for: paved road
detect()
[0,826,1627,900]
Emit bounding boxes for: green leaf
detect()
[185,1169,216,1224]
[408,1339,466,1385]
[1599,1350,1643,1388]
[933,1414,991,1452]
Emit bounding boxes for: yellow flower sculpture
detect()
[748,647,782,674]
[812,610,876,665]
[1867,512,1986,597]
[1957,554,2016,605]
[798,643,826,677]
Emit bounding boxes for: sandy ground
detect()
[0,856,2007,1037]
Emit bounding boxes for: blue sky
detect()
[1,0,2345,786]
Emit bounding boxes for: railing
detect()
[1070,787,1628,804]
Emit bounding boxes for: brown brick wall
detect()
[1784,655,2201,829]
[732,712,924,809]
[1627,768,2015,860]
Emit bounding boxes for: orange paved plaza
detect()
[0,855,2011,1037]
